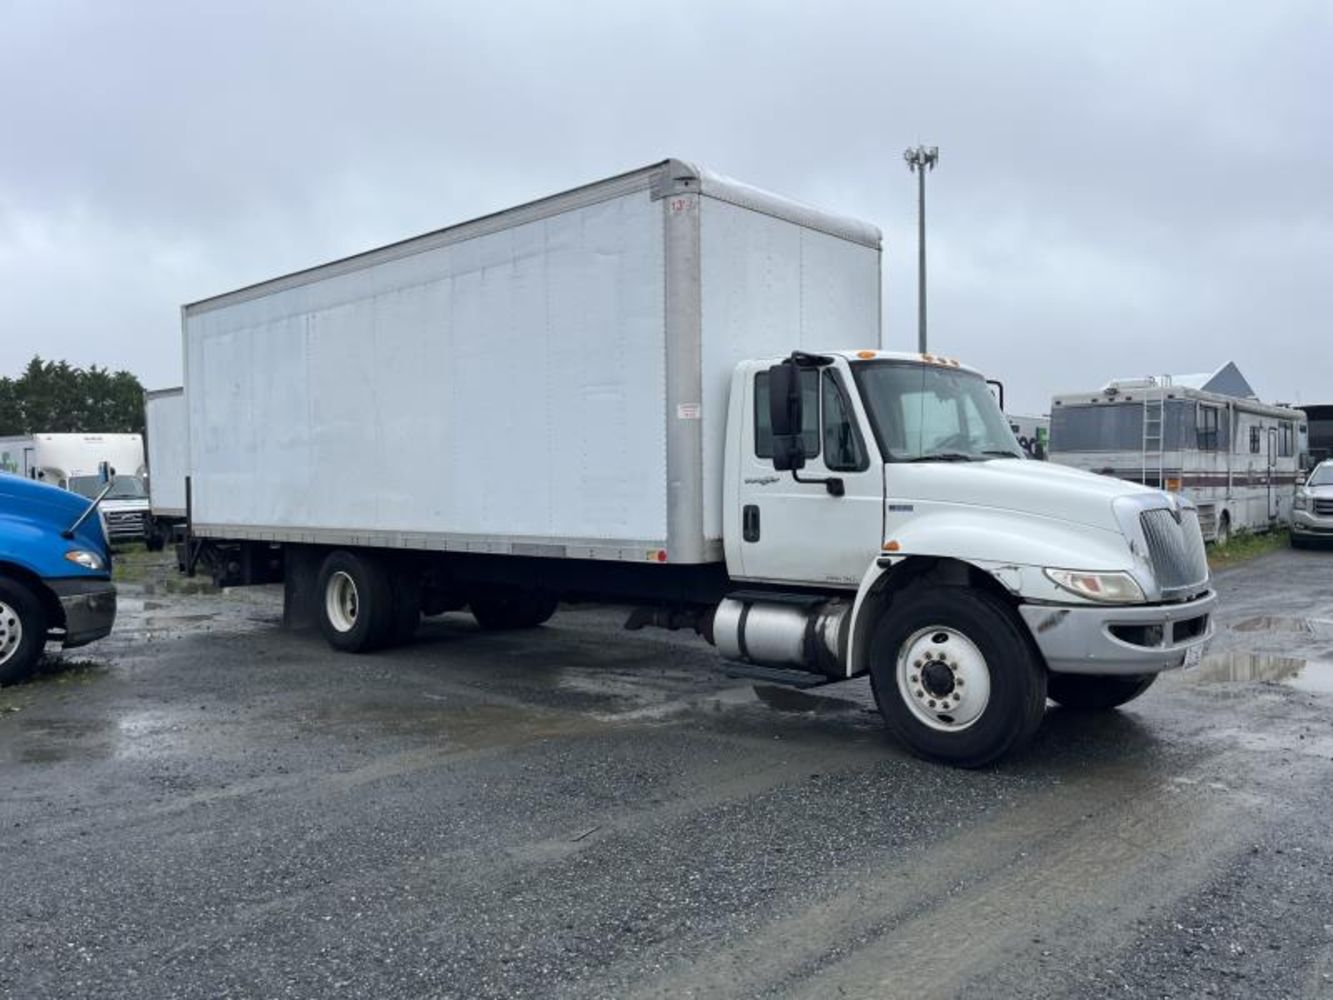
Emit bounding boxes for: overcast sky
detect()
[1,0,1328,414]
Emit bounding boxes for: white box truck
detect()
[182,159,1216,766]
[0,432,150,543]
[143,387,187,550]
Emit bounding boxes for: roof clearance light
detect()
[882,540,901,552]
[857,350,877,360]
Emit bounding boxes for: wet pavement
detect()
[2,545,1333,999]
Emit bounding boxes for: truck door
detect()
[737,365,883,586]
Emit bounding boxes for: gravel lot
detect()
[2,545,1332,999]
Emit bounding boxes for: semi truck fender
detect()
[843,508,1134,679]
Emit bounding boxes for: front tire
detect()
[1047,672,1156,710]
[0,578,48,686]
[317,550,394,653]
[868,587,1046,768]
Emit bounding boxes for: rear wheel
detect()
[1047,672,1156,710]
[869,587,1046,768]
[0,579,48,686]
[317,550,394,653]
[470,590,558,631]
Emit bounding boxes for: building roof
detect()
[1108,361,1257,399]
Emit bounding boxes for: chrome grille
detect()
[1315,498,1333,517]
[1140,507,1209,597]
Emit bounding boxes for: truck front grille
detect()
[1140,507,1209,598]
[1315,498,1333,517]
[104,511,145,535]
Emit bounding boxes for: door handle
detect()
[743,504,760,543]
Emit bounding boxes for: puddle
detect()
[1192,650,1333,694]
[1230,615,1333,637]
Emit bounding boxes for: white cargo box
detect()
[184,159,881,564]
[145,387,187,517]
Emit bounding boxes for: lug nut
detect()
[928,699,937,708]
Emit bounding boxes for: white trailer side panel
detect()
[186,189,668,551]
[699,200,880,540]
[145,388,187,516]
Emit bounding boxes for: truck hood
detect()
[0,471,109,560]
[892,458,1162,532]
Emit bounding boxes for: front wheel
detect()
[0,578,48,686]
[869,587,1046,768]
[1047,672,1156,710]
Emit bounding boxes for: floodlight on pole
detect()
[904,145,939,353]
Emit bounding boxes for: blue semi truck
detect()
[0,472,117,684]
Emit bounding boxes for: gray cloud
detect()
[2,0,1328,413]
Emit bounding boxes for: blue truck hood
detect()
[0,471,111,576]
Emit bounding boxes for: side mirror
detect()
[767,362,806,472]
[986,378,1006,413]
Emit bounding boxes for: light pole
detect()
[903,144,939,354]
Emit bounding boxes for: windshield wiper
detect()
[907,452,976,463]
[981,450,1022,459]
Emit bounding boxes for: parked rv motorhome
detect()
[1049,363,1304,544]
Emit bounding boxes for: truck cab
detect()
[0,473,117,684]
[718,351,1216,765]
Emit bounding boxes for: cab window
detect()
[822,370,868,471]
[754,370,820,460]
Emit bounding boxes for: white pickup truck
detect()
[180,160,1215,766]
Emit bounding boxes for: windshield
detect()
[852,362,1023,462]
[1308,465,1333,487]
[68,474,147,500]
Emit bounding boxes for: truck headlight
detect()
[65,550,106,571]
[1044,568,1145,604]
[1294,492,1309,511]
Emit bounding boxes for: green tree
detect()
[0,356,145,437]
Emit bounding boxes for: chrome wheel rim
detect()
[0,600,22,666]
[325,571,359,633]
[895,625,992,732]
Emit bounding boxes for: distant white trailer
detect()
[144,387,187,550]
[1049,376,1304,543]
[145,387,187,517]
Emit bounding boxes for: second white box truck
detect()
[181,159,1216,766]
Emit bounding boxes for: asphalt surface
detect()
[2,545,1332,999]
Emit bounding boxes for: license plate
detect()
[1183,644,1204,667]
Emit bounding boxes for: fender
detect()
[843,506,1134,679]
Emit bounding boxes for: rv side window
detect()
[1196,405,1220,451]
[821,370,869,472]
[1250,426,1261,454]
[754,370,821,460]
[1280,421,1294,457]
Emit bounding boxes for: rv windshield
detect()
[852,362,1022,462]
[68,475,147,500]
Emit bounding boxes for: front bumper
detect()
[1291,511,1333,535]
[48,578,117,648]
[1019,589,1216,676]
